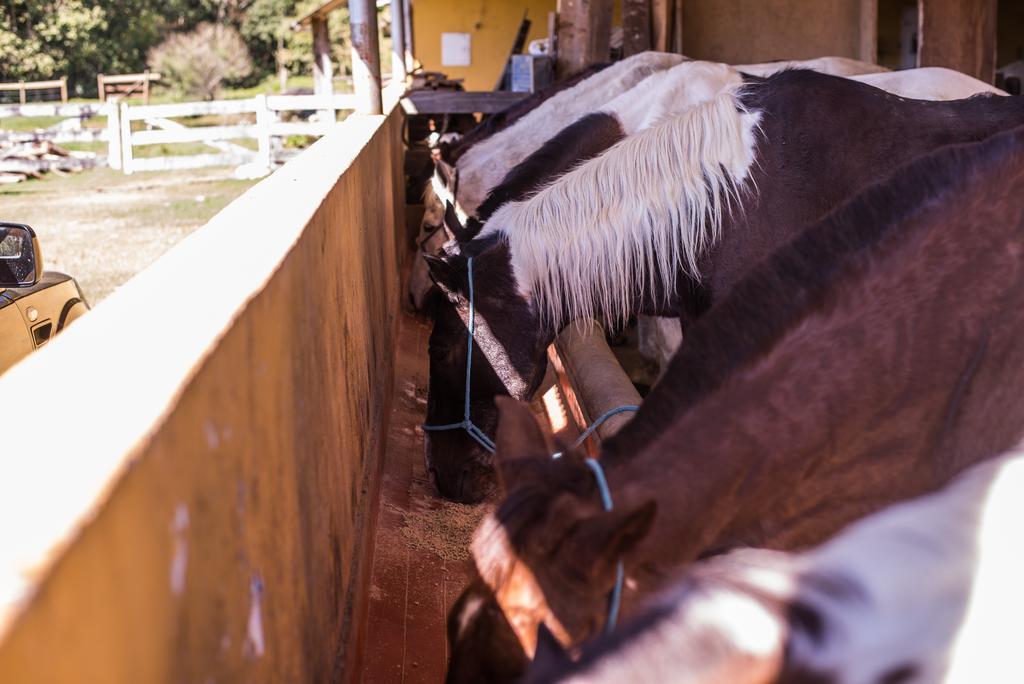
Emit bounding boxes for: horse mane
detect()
[603,122,1024,461]
[480,85,760,330]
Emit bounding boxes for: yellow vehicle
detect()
[0,222,88,374]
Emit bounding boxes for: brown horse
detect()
[447,124,1024,680]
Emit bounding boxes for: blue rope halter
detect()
[422,256,497,453]
[421,256,636,633]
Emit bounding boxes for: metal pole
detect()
[391,0,408,82]
[312,15,336,122]
[349,0,383,115]
[403,0,415,74]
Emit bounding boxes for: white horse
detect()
[735,55,888,78]
[853,66,1007,100]
[527,446,1024,684]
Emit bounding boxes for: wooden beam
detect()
[622,0,651,56]
[400,90,529,115]
[350,0,383,115]
[918,0,997,82]
[555,0,614,77]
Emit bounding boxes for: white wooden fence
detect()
[115,94,357,177]
[0,94,357,178]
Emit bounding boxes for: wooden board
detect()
[401,90,530,114]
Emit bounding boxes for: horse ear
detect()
[444,201,478,242]
[422,253,460,294]
[435,157,458,193]
[494,397,556,492]
[533,622,570,668]
[571,500,658,580]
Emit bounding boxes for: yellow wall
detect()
[0,99,406,682]
[413,0,558,90]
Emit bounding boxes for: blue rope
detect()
[572,405,639,449]
[422,257,497,454]
[584,458,624,633]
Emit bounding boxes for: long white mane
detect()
[481,86,760,330]
[453,51,687,215]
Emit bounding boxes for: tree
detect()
[148,22,253,100]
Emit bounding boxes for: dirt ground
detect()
[0,167,256,303]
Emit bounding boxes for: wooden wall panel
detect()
[682,0,868,65]
[918,0,997,83]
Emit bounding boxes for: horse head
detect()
[423,242,549,502]
[447,398,656,679]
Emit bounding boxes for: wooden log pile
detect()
[0,140,100,184]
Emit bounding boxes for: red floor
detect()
[360,309,471,683]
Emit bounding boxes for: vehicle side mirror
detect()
[0,223,41,288]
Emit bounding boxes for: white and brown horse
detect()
[424,69,1024,503]
[446,124,1024,681]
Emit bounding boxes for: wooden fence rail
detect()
[0,78,67,105]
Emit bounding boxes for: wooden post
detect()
[349,0,383,115]
[106,97,122,170]
[60,77,68,104]
[119,101,134,175]
[254,94,273,173]
[651,0,670,52]
[859,0,878,64]
[142,69,150,105]
[311,15,335,123]
[97,74,105,102]
[391,0,407,82]
[622,0,650,56]
[918,0,997,82]
[403,0,415,73]
[672,0,684,54]
[18,81,25,105]
[555,0,614,77]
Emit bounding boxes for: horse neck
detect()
[600,131,1024,583]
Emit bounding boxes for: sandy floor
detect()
[0,166,256,303]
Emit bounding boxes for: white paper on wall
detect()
[441,32,471,67]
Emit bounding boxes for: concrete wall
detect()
[682,0,874,65]
[0,96,406,682]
